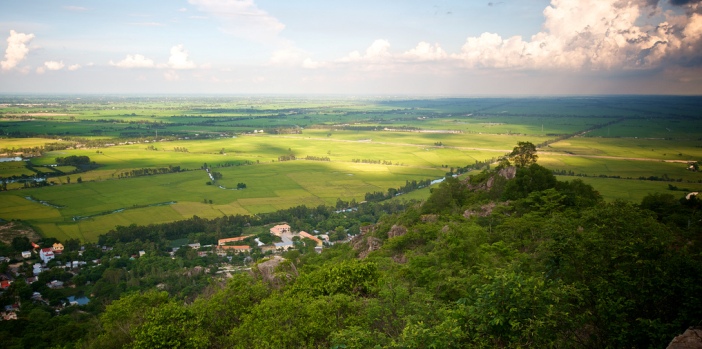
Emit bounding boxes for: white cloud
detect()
[402,42,447,61]
[110,46,197,70]
[339,39,391,63]
[165,45,196,69]
[68,64,81,71]
[1,30,35,71]
[109,54,156,68]
[35,66,45,74]
[44,60,65,71]
[308,0,702,75]
[187,0,285,43]
[178,7,188,12]
[450,0,702,70]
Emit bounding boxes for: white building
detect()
[39,248,54,263]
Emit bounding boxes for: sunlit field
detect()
[2,96,701,241]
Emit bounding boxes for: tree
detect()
[11,236,32,252]
[509,141,538,167]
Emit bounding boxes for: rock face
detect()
[466,166,517,192]
[387,225,407,239]
[464,202,499,219]
[255,256,297,289]
[667,327,702,349]
[353,236,382,259]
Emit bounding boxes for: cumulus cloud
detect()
[1,30,35,71]
[109,54,156,68]
[165,45,196,69]
[68,64,81,71]
[44,61,65,71]
[306,0,702,74]
[449,0,702,71]
[187,0,285,43]
[339,39,391,63]
[402,42,447,61]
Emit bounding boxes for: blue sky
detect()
[2,0,702,95]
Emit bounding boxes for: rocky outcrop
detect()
[387,224,407,239]
[353,236,382,259]
[420,214,438,223]
[464,202,499,219]
[667,327,702,349]
[255,256,297,289]
[465,166,517,192]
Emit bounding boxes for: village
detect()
[0,222,342,322]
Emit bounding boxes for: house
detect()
[39,248,54,263]
[26,276,37,284]
[197,251,210,257]
[66,295,90,306]
[138,250,146,257]
[21,251,31,258]
[47,280,64,289]
[274,239,294,251]
[70,261,86,268]
[299,231,323,246]
[218,245,251,253]
[188,243,201,249]
[218,235,252,246]
[0,280,11,289]
[33,263,43,276]
[52,243,64,254]
[261,245,278,253]
[270,224,291,236]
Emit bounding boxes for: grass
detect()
[0,161,444,241]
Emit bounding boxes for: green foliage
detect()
[230,293,364,349]
[463,267,578,348]
[130,302,209,349]
[421,176,470,214]
[193,274,270,344]
[509,141,538,167]
[502,163,557,200]
[291,259,379,297]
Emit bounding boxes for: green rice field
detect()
[1,95,701,241]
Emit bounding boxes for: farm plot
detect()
[0,160,444,241]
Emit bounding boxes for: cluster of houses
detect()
[1,222,335,321]
[0,241,95,321]
[215,224,325,255]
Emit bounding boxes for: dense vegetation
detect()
[2,146,699,348]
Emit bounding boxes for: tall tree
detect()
[509,141,538,167]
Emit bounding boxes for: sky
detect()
[1,0,702,95]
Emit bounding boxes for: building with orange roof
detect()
[269,224,291,236]
[218,235,253,246]
[299,231,323,246]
